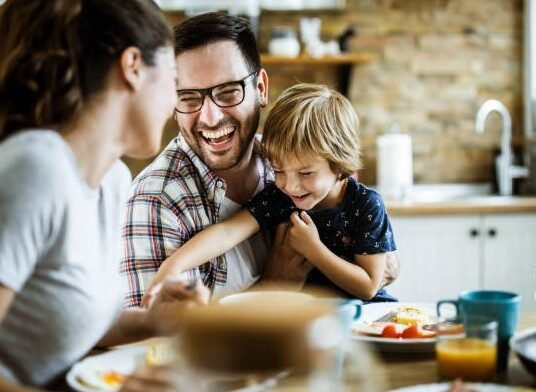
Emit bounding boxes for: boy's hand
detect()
[141,279,165,308]
[144,279,210,334]
[141,263,186,308]
[289,211,321,258]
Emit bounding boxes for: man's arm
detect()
[260,222,313,289]
[121,195,189,308]
[260,224,399,291]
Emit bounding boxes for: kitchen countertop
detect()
[386,196,536,216]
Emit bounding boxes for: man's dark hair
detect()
[174,12,261,73]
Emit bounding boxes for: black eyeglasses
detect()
[175,71,258,114]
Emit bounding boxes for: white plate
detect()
[219,291,313,305]
[66,346,147,392]
[389,382,532,392]
[351,302,451,354]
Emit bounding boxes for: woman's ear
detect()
[257,68,269,108]
[119,46,144,91]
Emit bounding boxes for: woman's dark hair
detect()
[0,0,173,141]
[174,12,260,74]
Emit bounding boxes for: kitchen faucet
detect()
[475,99,529,196]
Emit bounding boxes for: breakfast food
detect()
[394,305,431,326]
[76,369,125,391]
[444,379,480,392]
[145,341,177,366]
[352,304,438,339]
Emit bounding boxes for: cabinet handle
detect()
[469,228,479,237]
[488,228,497,237]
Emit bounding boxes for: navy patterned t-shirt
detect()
[246,177,397,302]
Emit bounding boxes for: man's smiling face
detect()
[174,40,267,170]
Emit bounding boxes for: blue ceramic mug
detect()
[437,290,521,372]
[317,298,362,377]
[323,298,362,335]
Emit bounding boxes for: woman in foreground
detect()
[0,1,207,391]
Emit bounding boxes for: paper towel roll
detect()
[377,133,413,201]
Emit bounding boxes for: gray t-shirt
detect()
[0,130,131,386]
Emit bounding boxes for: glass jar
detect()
[173,289,383,391]
[268,27,300,57]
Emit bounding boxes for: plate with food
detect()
[66,339,177,391]
[351,302,459,353]
[389,380,535,391]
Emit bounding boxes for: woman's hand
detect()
[288,211,322,260]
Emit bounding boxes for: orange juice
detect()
[436,338,496,381]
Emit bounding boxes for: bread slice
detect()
[394,305,430,326]
[145,342,177,366]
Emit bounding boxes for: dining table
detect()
[375,310,536,391]
[63,310,536,392]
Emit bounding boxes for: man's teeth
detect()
[201,127,234,139]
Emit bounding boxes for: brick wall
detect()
[260,0,523,185]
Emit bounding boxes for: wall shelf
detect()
[260,53,373,96]
[260,53,373,65]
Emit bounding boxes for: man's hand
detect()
[145,279,210,335]
[261,222,313,289]
[381,251,400,288]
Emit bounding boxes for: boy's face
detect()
[272,155,343,210]
[173,40,268,171]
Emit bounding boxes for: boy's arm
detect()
[288,211,386,299]
[146,209,260,293]
[381,251,400,288]
[305,245,386,300]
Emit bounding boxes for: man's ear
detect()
[119,46,144,91]
[257,68,269,108]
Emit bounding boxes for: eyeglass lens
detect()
[176,72,256,114]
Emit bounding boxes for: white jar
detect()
[268,27,300,57]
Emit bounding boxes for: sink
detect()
[404,183,494,203]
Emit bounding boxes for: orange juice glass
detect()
[436,317,497,381]
[436,337,497,381]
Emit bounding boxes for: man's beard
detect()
[182,105,261,171]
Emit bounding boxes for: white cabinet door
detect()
[388,216,481,303]
[482,213,536,310]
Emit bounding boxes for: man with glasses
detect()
[121,12,399,307]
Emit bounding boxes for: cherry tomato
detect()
[402,325,421,339]
[382,324,401,338]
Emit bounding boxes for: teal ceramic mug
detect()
[333,298,363,330]
[437,290,521,372]
[317,298,362,377]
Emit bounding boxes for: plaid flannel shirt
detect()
[120,134,269,307]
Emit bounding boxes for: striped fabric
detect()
[120,134,268,307]
[120,135,222,307]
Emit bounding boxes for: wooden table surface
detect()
[65,312,536,391]
[376,311,536,390]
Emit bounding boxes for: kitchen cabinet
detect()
[388,213,536,310]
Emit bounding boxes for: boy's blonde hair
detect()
[262,83,362,178]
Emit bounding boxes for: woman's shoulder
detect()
[0,130,73,189]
